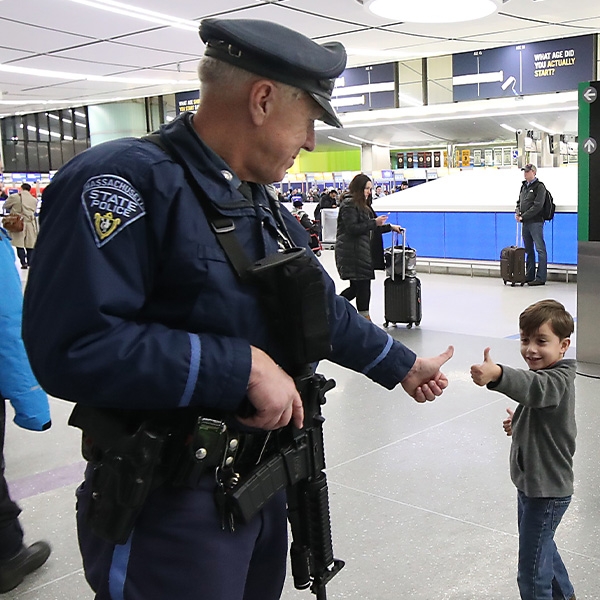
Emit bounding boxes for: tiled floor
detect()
[7,250,598,599]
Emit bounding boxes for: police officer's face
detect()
[254,86,321,183]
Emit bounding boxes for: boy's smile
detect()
[520,321,570,371]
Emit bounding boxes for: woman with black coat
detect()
[335,174,402,320]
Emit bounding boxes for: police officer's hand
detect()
[239,346,304,430]
[401,346,454,402]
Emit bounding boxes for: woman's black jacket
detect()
[335,197,391,281]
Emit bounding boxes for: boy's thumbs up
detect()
[470,346,501,387]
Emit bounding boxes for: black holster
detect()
[70,405,170,544]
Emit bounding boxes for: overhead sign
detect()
[175,90,200,115]
[332,63,396,114]
[453,35,594,101]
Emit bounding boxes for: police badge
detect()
[81,174,145,247]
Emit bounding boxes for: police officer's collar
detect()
[182,112,243,191]
[161,112,254,215]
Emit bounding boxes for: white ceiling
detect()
[0,0,598,149]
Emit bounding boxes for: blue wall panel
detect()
[390,212,445,257]
[380,211,576,265]
[551,213,578,264]
[445,213,497,259]
[496,213,519,258]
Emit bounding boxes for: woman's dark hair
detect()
[348,173,372,211]
[21,183,32,191]
[519,299,574,339]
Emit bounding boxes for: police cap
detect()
[199,18,347,128]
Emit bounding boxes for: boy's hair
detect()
[519,299,574,339]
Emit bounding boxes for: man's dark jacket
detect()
[517,178,546,223]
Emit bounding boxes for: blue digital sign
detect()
[453,35,594,101]
[332,62,396,114]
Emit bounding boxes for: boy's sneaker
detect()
[0,541,51,593]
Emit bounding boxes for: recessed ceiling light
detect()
[363,0,499,23]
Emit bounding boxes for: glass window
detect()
[25,114,38,142]
[14,142,26,172]
[37,113,50,143]
[37,143,50,172]
[60,109,75,140]
[73,138,88,156]
[49,142,62,170]
[47,111,62,137]
[61,139,75,163]
[26,142,40,171]
[73,108,89,139]
[2,142,17,172]
[0,104,88,171]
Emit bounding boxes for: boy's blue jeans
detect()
[517,490,574,600]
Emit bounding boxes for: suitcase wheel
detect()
[511,282,516,287]
[416,321,421,327]
[407,323,412,329]
[384,321,389,328]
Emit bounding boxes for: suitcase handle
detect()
[391,228,407,281]
[515,220,522,247]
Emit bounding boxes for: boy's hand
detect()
[503,408,514,436]
[470,347,502,386]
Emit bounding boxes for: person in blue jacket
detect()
[0,227,51,593]
[22,18,453,600]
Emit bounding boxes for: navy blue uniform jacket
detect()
[22,114,416,415]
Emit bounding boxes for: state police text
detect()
[87,190,139,218]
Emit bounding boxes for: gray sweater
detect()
[488,359,576,498]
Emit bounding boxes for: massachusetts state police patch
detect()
[81,174,145,247]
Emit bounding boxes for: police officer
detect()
[22,18,453,600]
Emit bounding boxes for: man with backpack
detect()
[516,164,547,286]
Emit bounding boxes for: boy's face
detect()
[520,321,570,370]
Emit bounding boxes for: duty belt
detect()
[177,416,315,531]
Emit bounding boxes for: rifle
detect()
[287,369,345,599]
[226,247,345,598]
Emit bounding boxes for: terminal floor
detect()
[7,250,598,600]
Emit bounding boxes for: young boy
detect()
[470,299,576,600]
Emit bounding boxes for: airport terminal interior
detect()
[2,0,600,599]
[6,256,598,600]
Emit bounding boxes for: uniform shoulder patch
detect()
[81,174,146,247]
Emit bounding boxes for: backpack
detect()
[543,187,556,221]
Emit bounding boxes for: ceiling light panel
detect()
[362,0,500,23]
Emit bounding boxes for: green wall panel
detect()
[297,150,361,172]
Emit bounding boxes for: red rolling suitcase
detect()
[501,222,527,286]
[384,229,422,329]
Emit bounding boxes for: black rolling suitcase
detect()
[384,229,422,328]
[501,222,527,286]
